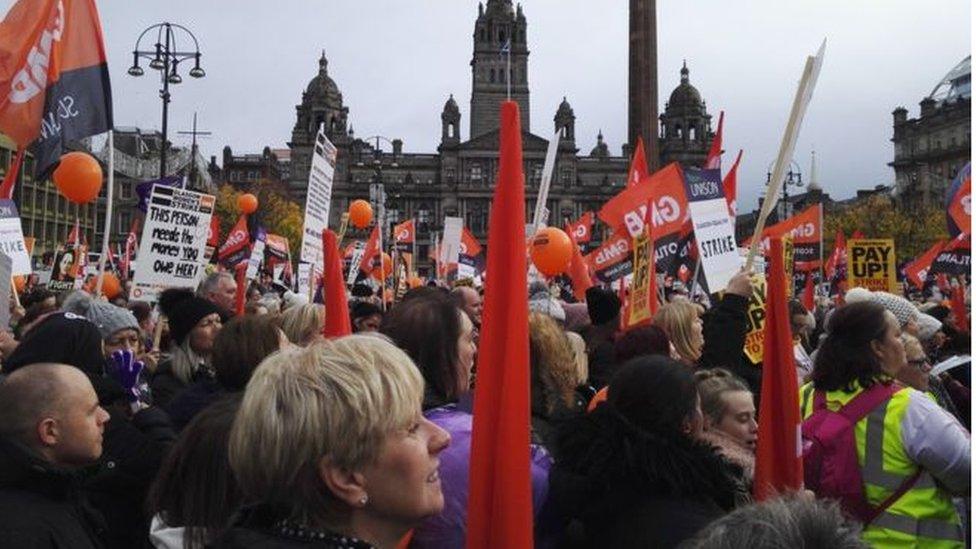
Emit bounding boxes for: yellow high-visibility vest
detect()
[800,381,964,548]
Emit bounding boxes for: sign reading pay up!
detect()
[847,238,896,293]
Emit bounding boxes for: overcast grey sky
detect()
[20,0,972,208]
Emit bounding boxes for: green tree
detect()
[824,194,947,263]
[214,181,305,260]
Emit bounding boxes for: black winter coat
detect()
[0,437,107,548]
[699,293,759,395]
[164,378,226,431]
[85,404,177,549]
[540,405,742,549]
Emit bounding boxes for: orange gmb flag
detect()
[322,229,352,338]
[903,239,946,290]
[754,236,803,500]
[466,101,533,549]
[598,162,688,238]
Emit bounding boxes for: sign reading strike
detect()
[0,200,32,275]
[131,186,215,302]
[683,167,739,292]
[300,126,337,266]
[847,238,896,292]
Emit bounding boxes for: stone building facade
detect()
[890,56,971,208]
[280,0,716,277]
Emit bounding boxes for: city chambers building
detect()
[281,0,717,277]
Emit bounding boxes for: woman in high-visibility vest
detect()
[801,301,969,548]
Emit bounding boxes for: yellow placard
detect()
[783,236,795,298]
[847,238,896,293]
[627,232,653,328]
[743,274,767,365]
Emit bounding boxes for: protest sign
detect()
[346,241,365,285]
[300,126,338,265]
[130,185,215,302]
[743,274,767,365]
[298,262,319,299]
[245,228,267,282]
[48,247,83,293]
[627,232,654,328]
[0,200,31,275]
[930,233,970,276]
[847,238,896,292]
[441,216,463,267]
[783,237,795,297]
[683,167,739,292]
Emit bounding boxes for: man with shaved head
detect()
[0,363,111,547]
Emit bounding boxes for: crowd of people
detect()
[0,268,969,548]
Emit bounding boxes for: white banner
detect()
[298,262,315,298]
[684,168,740,293]
[0,252,12,329]
[440,216,463,267]
[0,200,32,276]
[300,125,337,266]
[347,241,365,286]
[130,186,215,302]
[532,130,561,233]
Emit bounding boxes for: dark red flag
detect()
[626,136,648,188]
[704,110,724,170]
[466,101,533,549]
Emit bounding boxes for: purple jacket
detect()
[411,401,552,549]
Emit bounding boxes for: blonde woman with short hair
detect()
[222,335,450,548]
[279,303,325,347]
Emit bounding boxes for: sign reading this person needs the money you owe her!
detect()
[131,185,215,302]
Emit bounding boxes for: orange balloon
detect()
[12,275,25,293]
[84,272,122,300]
[371,252,393,280]
[349,199,373,229]
[530,227,573,276]
[53,152,103,204]
[407,276,424,288]
[237,193,259,215]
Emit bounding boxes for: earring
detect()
[359,493,369,507]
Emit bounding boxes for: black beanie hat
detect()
[5,312,106,376]
[586,286,621,326]
[159,288,221,346]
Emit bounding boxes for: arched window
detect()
[490,69,495,83]
[450,123,457,138]
[675,124,682,140]
[689,126,696,141]
[499,29,506,43]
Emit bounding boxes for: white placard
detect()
[684,168,740,292]
[531,130,561,234]
[298,262,315,298]
[300,126,337,266]
[245,228,267,282]
[0,200,32,276]
[347,241,365,285]
[440,216,463,267]
[130,186,215,302]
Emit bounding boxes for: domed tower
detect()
[288,51,351,199]
[554,97,576,146]
[470,0,530,138]
[441,94,461,146]
[589,130,610,159]
[659,62,713,167]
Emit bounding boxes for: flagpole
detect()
[818,201,825,299]
[95,130,115,297]
[506,41,511,101]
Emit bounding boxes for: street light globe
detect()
[127,65,144,77]
[149,56,166,70]
[167,72,183,84]
[189,66,205,78]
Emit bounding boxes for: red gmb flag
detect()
[704,110,724,171]
[903,239,947,290]
[461,226,483,258]
[394,219,415,245]
[722,149,743,218]
[358,226,381,274]
[218,215,251,267]
[626,136,649,188]
[566,211,594,244]
[0,0,114,175]
[584,228,633,283]
[946,162,971,237]
[824,229,847,281]
[742,203,823,271]
[599,162,688,238]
